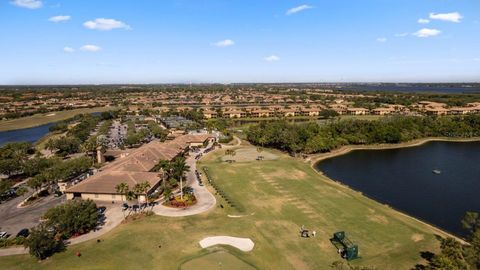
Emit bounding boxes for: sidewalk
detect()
[0,204,124,257]
[152,143,217,217]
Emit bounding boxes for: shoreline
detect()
[309,137,480,164]
[307,137,480,244]
[0,107,117,132]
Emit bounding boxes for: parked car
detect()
[148,201,158,207]
[16,228,29,238]
[122,203,129,210]
[0,231,7,238]
[97,206,107,215]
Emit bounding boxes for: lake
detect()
[315,141,480,238]
[0,112,103,146]
[0,123,56,146]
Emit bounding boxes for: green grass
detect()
[0,107,117,132]
[34,131,65,151]
[180,250,257,270]
[0,145,444,269]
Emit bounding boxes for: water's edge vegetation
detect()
[246,115,480,154]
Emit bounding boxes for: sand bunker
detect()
[227,212,255,218]
[199,236,255,252]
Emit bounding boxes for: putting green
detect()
[180,251,257,270]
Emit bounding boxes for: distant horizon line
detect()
[1,81,480,87]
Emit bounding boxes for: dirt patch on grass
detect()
[221,147,278,163]
[263,197,285,213]
[180,250,257,270]
[411,234,425,242]
[262,168,307,182]
[290,169,307,180]
[318,240,331,252]
[368,214,389,225]
[285,254,310,270]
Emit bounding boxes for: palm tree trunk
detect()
[121,194,126,219]
[180,177,183,200]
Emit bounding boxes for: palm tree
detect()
[171,157,190,200]
[154,160,172,188]
[133,184,142,211]
[115,182,129,218]
[133,181,151,212]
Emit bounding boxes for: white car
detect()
[0,231,7,238]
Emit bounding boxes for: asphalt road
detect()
[152,142,217,217]
[0,192,64,238]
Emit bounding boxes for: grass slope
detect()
[0,107,117,132]
[0,145,442,269]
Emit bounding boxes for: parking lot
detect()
[108,121,127,148]
[0,192,64,238]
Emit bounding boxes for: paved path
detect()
[0,203,124,257]
[67,204,124,245]
[152,144,217,217]
[0,192,64,238]
[0,246,29,257]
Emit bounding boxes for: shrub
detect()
[25,224,64,260]
[38,189,50,197]
[43,199,98,238]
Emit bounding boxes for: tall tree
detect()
[133,181,151,211]
[171,157,190,200]
[115,182,129,218]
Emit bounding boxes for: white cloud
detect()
[264,55,280,62]
[376,37,387,43]
[80,45,101,52]
[83,18,131,31]
[418,18,430,24]
[49,15,70,23]
[63,47,75,53]
[11,0,42,9]
[429,12,462,23]
[286,4,313,15]
[413,28,441,38]
[213,39,235,47]
[394,33,409,37]
[474,58,480,62]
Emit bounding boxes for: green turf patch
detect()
[180,250,257,270]
[0,144,448,270]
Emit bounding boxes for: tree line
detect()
[413,212,480,269]
[246,115,480,154]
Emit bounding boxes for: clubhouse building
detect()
[65,134,214,202]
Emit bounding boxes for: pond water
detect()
[315,141,480,237]
[0,123,56,146]
[0,112,103,146]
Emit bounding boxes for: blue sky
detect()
[1,0,479,84]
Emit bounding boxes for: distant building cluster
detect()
[414,101,480,116]
[1,86,480,119]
